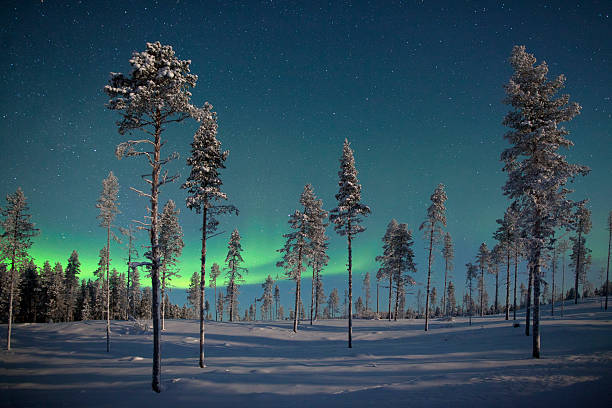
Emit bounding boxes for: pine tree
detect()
[430,287,437,316]
[419,184,447,331]
[441,232,454,317]
[181,103,237,367]
[466,263,478,326]
[315,279,325,319]
[216,290,224,322]
[277,206,308,333]
[362,272,371,312]
[120,224,138,318]
[447,281,456,316]
[328,288,340,318]
[301,184,329,325]
[570,205,591,304]
[187,271,200,312]
[489,245,503,314]
[1,188,39,349]
[96,171,120,352]
[494,205,519,320]
[224,229,246,322]
[476,243,490,317]
[355,296,364,316]
[606,211,611,310]
[80,280,92,321]
[158,200,184,331]
[106,42,203,392]
[330,139,370,347]
[209,263,221,321]
[261,275,274,320]
[17,260,38,323]
[557,239,570,316]
[501,45,590,358]
[49,263,66,323]
[274,284,280,320]
[64,250,81,322]
[377,219,399,321]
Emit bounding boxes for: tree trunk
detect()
[150,113,162,393]
[161,272,166,331]
[574,229,582,304]
[443,258,448,317]
[551,246,556,317]
[514,247,518,321]
[561,252,565,317]
[199,207,207,368]
[310,266,315,325]
[606,224,610,311]
[314,269,319,321]
[480,265,484,317]
[347,229,353,348]
[388,274,392,321]
[106,227,111,352]
[425,229,433,331]
[494,270,499,314]
[214,283,217,321]
[505,249,510,320]
[376,281,379,318]
[293,246,302,333]
[533,253,542,358]
[6,248,16,350]
[468,281,472,326]
[526,264,533,336]
[394,267,400,321]
[126,231,132,319]
[229,280,234,322]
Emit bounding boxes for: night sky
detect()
[1,1,610,308]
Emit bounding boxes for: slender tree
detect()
[261,275,274,320]
[301,184,329,325]
[466,263,478,326]
[570,205,591,304]
[224,229,246,322]
[106,42,203,391]
[182,103,237,366]
[489,245,503,314]
[558,239,570,316]
[606,211,611,310]
[476,243,490,317]
[158,200,184,331]
[494,205,519,320]
[330,139,370,347]
[447,281,456,316]
[362,272,371,312]
[96,172,120,352]
[209,263,221,321]
[441,232,454,317]
[274,284,280,320]
[119,224,138,318]
[277,195,308,332]
[419,183,447,331]
[377,219,399,321]
[501,45,590,358]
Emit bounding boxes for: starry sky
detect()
[1,1,610,308]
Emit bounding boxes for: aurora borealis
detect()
[1,1,610,306]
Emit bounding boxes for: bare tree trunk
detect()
[551,246,556,317]
[126,232,132,319]
[6,249,16,350]
[388,274,392,321]
[526,265,533,336]
[394,267,400,322]
[443,258,448,317]
[293,246,302,333]
[376,281,379,318]
[513,247,518,321]
[480,265,484,317]
[574,229,582,304]
[199,207,207,368]
[314,269,319,321]
[425,229,433,331]
[494,270,499,314]
[533,252,542,358]
[106,227,111,352]
[310,266,315,325]
[151,113,162,393]
[606,224,610,311]
[347,227,353,348]
[505,249,510,320]
[229,281,234,322]
[561,252,565,317]
[161,272,166,331]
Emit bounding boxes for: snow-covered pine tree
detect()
[187,271,200,313]
[224,229,246,322]
[17,260,38,323]
[465,263,479,326]
[447,281,456,316]
[49,263,66,323]
[476,243,490,317]
[489,245,503,314]
[1,188,39,350]
[442,232,454,317]
[328,288,340,318]
[105,42,203,392]
[570,205,591,305]
[419,183,447,331]
[274,284,280,320]
[64,250,81,321]
[330,139,370,347]
[501,45,590,358]
[277,205,308,332]
[301,184,329,325]
[158,200,184,331]
[391,223,416,321]
[362,272,371,313]
[96,171,120,352]
[377,219,399,321]
[494,205,519,320]
[261,275,274,320]
[181,103,237,366]
[209,263,221,321]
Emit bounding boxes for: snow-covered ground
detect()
[1,300,611,407]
